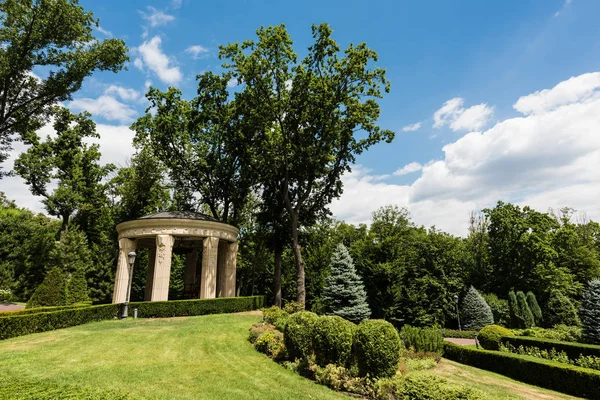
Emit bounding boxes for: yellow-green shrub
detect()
[478,324,512,350]
[353,319,402,378]
[313,315,356,367]
[284,311,319,360]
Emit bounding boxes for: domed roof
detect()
[138,211,220,222]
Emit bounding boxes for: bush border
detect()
[500,335,600,360]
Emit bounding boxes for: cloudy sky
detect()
[2,0,600,236]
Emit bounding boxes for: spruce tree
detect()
[581,279,600,344]
[508,291,521,328]
[26,267,68,308]
[66,271,90,305]
[526,291,543,326]
[322,243,370,323]
[516,291,535,328]
[462,286,494,330]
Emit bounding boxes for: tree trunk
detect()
[60,214,69,235]
[274,244,282,308]
[289,211,305,305]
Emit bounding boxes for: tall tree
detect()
[14,107,115,233]
[462,286,494,330]
[580,279,600,344]
[132,72,259,226]
[0,0,128,176]
[220,24,394,304]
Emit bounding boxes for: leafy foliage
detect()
[482,293,510,327]
[353,319,402,378]
[526,291,543,327]
[462,286,494,330]
[313,315,356,367]
[284,311,320,360]
[581,279,600,344]
[516,291,535,328]
[373,374,484,400]
[546,290,581,327]
[66,271,90,305]
[399,325,444,354]
[322,244,370,323]
[477,325,513,350]
[26,267,68,308]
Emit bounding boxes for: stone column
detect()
[224,242,238,297]
[200,236,219,299]
[216,243,227,297]
[144,248,156,301]
[150,234,175,301]
[112,238,137,304]
[184,248,198,298]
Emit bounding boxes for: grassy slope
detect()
[0,313,347,400]
[428,359,579,400]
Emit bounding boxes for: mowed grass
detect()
[427,359,580,400]
[0,313,348,400]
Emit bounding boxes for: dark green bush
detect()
[26,267,68,308]
[353,319,402,379]
[0,303,120,340]
[501,335,600,360]
[444,342,600,398]
[399,325,443,354]
[526,291,543,327]
[477,324,512,350]
[283,301,305,314]
[546,290,580,327]
[482,293,510,327]
[373,374,483,400]
[439,329,477,339]
[129,296,265,318]
[581,279,600,344]
[313,315,356,367]
[516,291,535,329]
[0,377,137,399]
[0,303,92,317]
[66,271,90,305]
[284,311,320,360]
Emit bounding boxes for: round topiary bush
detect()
[284,311,320,360]
[353,319,402,379]
[313,315,356,367]
[477,324,512,350]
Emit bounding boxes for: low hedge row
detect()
[439,329,477,339]
[0,296,265,340]
[500,335,600,360]
[0,303,92,317]
[130,296,265,318]
[443,342,600,398]
[0,304,120,340]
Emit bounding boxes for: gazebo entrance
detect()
[112,211,239,304]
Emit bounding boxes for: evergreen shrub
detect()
[130,296,265,318]
[263,306,288,325]
[546,290,580,327]
[516,291,535,328]
[373,374,484,400]
[26,267,68,308]
[477,324,513,350]
[313,315,356,367]
[400,325,444,354]
[526,292,543,327]
[508,291,520,328]
[462,286,494,330]
[353,319,402,378]
[66,271,90,305]
[255,329,286,361]
[482,293,510,327]
[439,329,477,339]
[580,279,600,344]
[283,301,304,314]
[284,311,320,360]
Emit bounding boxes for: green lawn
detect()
[0,313,347,400]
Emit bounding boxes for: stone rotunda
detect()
[112,211,239,304]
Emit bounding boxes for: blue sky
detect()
[4,0,600,235]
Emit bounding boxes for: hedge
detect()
[0,303,92,317]
[443,342,600,398]
[439,329,478,339]
[0,296,265,340]
[129,296,265,318]
[501,335,600,360]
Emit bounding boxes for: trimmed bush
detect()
[0,303,120,340]
[400,325,444,354]
[462,286,494,330]
[284,311,320,360]
[26,267,68,308]
[322,243,371,323]
[477,324,512,350]
[353,319,402,378]
[255,329,286,361]
[444,342,600,398]
[66,271,90,305]
[526,291,543,327]
[500,335,600,361]
[581,279,600,344]
[439,329,477,339]
[129,296,265,318]
[313,315,356,367]
[373,374,484,400]
[546,290,580,327]
[482,293,510,327]
[263,306,288,325]
[516,291,535,328]
[283,301,304,314]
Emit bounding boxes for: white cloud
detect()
[393,162,423,176]
[144,80,152,90]
[185,45,209,59]
[95,26,113,37]
[104,85,140,102]
[227,78,238,88]
[433,97,494,132]
[136,36,182,85]
[133,58,144,71]
[331,71,600,236]
[69,95,138,124]
[402,122,421,132]
[171,0,183,9]
[140,6,175,27]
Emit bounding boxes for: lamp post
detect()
[122,251,136,319]
[454,294,461,331]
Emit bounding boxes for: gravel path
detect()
[0,303,25,312]
[444,338,477,346]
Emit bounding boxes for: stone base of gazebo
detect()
[112,211,239,304]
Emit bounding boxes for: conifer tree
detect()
[66,271,90,305]
[322,244,371,323]
[581,279,600,344]
[546,290,581,327]
[508,291,521,328]
[462,286,494,330]
[526,291,543,326]
[26,267,68,308]
[516,291,535,328]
